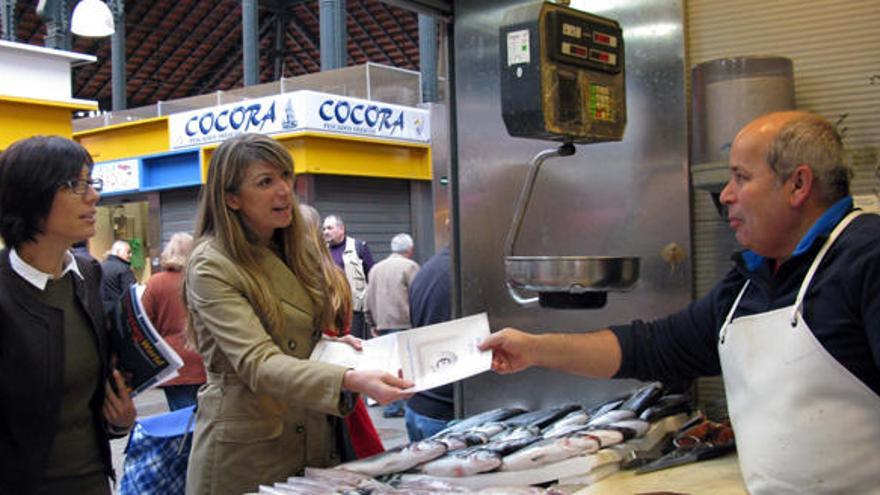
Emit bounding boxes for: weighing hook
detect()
[504,140,576,305]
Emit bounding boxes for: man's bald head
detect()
[734,111,850,205]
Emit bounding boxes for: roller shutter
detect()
[159,187,201,248]
[314,175,412,262]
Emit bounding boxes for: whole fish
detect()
[418,436,540,477]
[582,428,625,447]
[639,394,691,422]
[334,438,447,477]
[500,430,602,471]
[418,448,503,477]
[432,407,527,437]
[586,397,625,417]
[619,382,664,415]
[541,409,591,438]
[503,404,581,429]
[493,425,541,442]
[587,409,635,427]
[607,419,650,438]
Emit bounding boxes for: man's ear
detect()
[789,164,814,207]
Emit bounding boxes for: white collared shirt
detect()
[10,248,84,291]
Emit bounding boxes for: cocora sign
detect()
[169,90,430,150]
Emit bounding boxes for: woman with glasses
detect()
[183,134,412,495]
[0,136,136,494]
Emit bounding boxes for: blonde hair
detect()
[187,133,351,339]
[160,232,194,271]
[298,203,352,334]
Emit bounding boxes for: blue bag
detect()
[119,405,196,495]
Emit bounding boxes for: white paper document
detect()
[309,313,492,392]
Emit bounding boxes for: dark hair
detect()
[0,136,93,248]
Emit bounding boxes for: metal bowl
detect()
[505,256,640,293]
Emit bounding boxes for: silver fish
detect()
[493,425,541,442]
[619,382,664,415]
[500,430,602,471]
[587,409,635,427]
[334,439,447,477]
[418,448,502,477]
[503,405,581,429]
[432,407,526,437]
[541,410,591,438]
[418,436,540,477]
[583,428,625,447]
[607,419,650,438]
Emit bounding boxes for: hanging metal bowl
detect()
[505,255,640,293]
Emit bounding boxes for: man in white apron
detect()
[479,111,880,493]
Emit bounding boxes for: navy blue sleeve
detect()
[358,241,375,282]
[611,269,745,382]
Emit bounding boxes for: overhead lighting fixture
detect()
[71,0,115,37]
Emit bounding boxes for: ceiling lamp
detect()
[70,0,115,37]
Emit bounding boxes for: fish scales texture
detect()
[586,398,625,417]
[334,439,447,477]
[500,431,602,471]
[418,436,541,477]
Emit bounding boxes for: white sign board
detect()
[168,90,431,150]
[93,158,140,194]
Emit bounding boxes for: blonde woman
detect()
[142,232,205,410]
[183,134,411,495]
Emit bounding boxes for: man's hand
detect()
[478,327,539,374]
[343,369,414,405]
[103,370,136,430]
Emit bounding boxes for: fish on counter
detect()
[500,429,603,471]
[432,407,527,438]
[334,438,448,477]
[586,397,626,417]
[639,393,691,422]
[501,404,582,430]
[605,419,650,438]
[619,382,665,415]
[539,409,591,438]
[418,436,541,477]
[586,409,635,427]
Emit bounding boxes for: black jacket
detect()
[0,249,114,494]
[100,254,137,314]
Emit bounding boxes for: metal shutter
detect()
[686,0,880,410]
[159,187,201,248]
[314,176,412,262]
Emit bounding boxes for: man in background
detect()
[322,214,375,340]
[365,233,420,417]
[405,245,453,439]
[100,239,137,314]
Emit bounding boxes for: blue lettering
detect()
[350,104,364,125]
[334,101,350,123]
[215,110,229,131]
[258,102,276,130]
[364,105,379,127]
[185,116,198,136]
[319,100,334,121]
[389,112,404,133]
[230,107,245,129]
[199,113,214,134]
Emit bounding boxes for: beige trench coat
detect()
[184,240,352,495]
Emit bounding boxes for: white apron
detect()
[718,210,880,494]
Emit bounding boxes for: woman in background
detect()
[299,203,385,459]
[0,136,136,494]
[184,133,411,495]
[142,232,205,411]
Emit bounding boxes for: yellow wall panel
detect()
[74,117,169,162]
[200,132,432,182]
[0,96,96,147]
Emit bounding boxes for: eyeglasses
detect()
[62,178,103,195]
